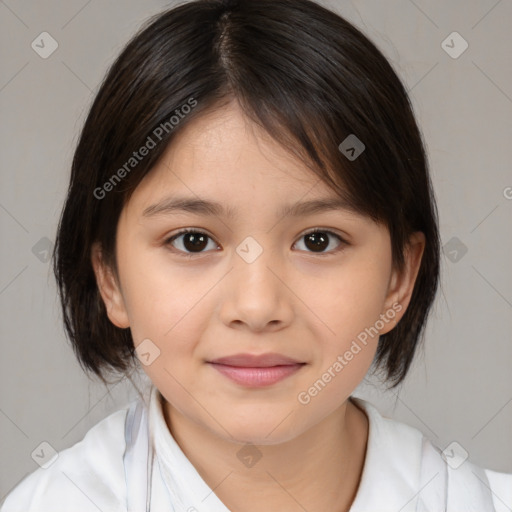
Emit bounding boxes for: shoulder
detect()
[351,396,512,511]
[484,468,512,512]
[1,405,132,512]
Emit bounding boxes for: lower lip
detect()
[208,363,304,387]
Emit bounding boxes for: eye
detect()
[164,228,347,258]
[293,229,346,254]
[165,229,219,256]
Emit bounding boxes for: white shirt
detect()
[2,384,511,511]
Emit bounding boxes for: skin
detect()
[92,99,425,512]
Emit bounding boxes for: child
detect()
[2,0,511,510]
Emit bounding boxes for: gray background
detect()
[1,0,511,501]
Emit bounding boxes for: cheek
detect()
[117,243,212,338]
[119,253,213,396]
[304,255,390,342]
[296,256,390,400]
[295,267,386,418]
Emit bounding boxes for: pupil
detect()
[184,233,207,252]
[305,232,328,252]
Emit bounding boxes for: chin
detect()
[213,412,306,447]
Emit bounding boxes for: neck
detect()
[163,397,369,512]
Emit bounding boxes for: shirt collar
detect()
[149,386,424,511]
[349,396,424,511]
[149,385,231,511]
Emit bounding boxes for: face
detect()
[93,100,424,445]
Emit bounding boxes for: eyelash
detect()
[164,228,348,258]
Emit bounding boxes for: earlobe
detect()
[90,243,130,328]
[381,231,426,334]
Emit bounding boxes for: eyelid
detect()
[297,227,349,243]
[164,228,220,258]
[293,228,348,256]
[165,227,216,242]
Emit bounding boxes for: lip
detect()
[209,353,303,367]
[207,353,306,387]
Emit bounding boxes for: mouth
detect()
[207,353,306,387]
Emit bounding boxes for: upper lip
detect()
[208,353,304,367]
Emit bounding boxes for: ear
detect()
[379,231,426,335]
[91,242,130,328]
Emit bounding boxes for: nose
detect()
[218,241,294,333]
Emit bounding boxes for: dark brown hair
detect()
[53,0,441,389]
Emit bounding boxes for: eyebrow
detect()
[142,195,359,219]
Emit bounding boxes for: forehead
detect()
[124,101,362,222]
[157,101,320,185]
